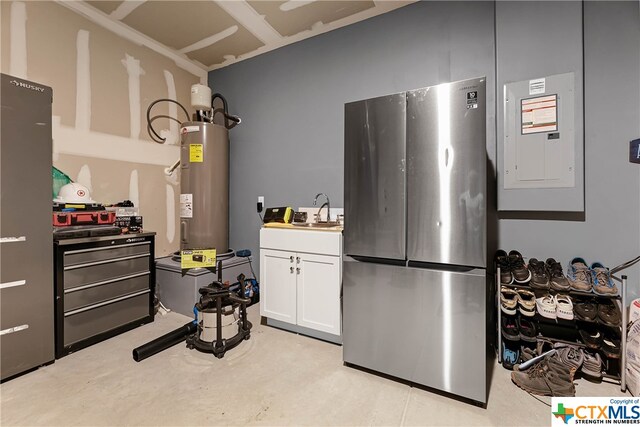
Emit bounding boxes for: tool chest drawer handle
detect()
[63,253,149,271]
[64,289,150,317]
[64,271,150,294]
[64,241,150,255]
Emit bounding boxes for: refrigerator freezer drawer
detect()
[343,258,487,403]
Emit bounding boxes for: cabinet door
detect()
[260,249,297,324]
[296,253,341,336]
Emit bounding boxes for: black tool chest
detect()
[54,233,155,357]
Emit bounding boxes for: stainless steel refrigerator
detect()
[1,74,55,380]
[343,77,493,404]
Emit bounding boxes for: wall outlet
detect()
[257,196,264,213]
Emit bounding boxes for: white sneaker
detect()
[556,294,574,320]
[536,295,557,319]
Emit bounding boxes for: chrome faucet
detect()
[313,193,331,223]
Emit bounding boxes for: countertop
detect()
[263,223,343,232]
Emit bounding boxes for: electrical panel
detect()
[499,72,584,212]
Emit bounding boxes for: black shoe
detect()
[546,258,570,291]
[575,302,598,322]
[502,340,521,371]
[529,258,550,289]
[602,332,621,359]
[495,249,513,285]
[517,316,537,342]
[509,250,532,283]
[502,315,520,341]
[598,300,621,327]
[579,324,603,349]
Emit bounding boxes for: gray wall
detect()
[210,1,640,301]
[210,1,496,272]
[496,1,585,212]
[497,1,640,301]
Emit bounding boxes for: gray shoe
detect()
[547,258,570,291]
[581,351,603,378]
[554,346,584,371]
[567,258,592,292]
[511,356,576,397]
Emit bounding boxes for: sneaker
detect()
[529,258,550,289]
[579,324,603,349]
[567,258,592,292]
[591,262,618,296]
[602,332,621,359]
[554,345,584,371]
[581,351,603,378]
[547,258,570,291]
[520,346,537,363]
[502,315,520,341]
[556,295,574,320]
[574,302,598,322]
[500,286,518,315]
[598,300,621,327]
[517,316,537,342]
[511,356,576,397]
[516,289,536,317]
[509,250,532,283]
[495,249,513,285]
[502,340,521,370]
[536,295,557,319]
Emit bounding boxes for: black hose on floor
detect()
[132,322,197,362]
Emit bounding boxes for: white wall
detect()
[0,1,202,256]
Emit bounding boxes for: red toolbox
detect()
[53,211,116,227]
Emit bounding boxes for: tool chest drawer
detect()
[64,272,151,311]
[63,292,150,348]
[63,256,150,289]
[54,233,156,358]
[64,241,150,267]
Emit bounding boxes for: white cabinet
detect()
[260,249,296,324]
[259,228,342,342]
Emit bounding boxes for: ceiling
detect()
[79,0,415,73]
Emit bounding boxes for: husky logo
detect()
[126,237,145,243]
[10,80,45,92]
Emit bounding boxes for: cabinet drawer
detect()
[64,272,150,312]
[63,256,150,289]
[260,228,342,256]
[64,242,150,267]
[63,291,150,347]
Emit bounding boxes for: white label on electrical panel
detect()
[180,126,199,134]
[0,324,29,336]
[180,194,193,218]
[529,78,546,95]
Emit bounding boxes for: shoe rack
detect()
[497,267,628,392]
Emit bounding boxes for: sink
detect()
[292,221,340,228]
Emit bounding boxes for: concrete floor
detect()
[0,306,629,426]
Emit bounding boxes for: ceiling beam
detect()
[213,0,282,45]
[179,26,238,54]
[110,0,146,21]
[280,0,316,12]
[56,1,207,82]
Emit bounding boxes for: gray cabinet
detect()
[54,233,155,357]
[0,74,54,381]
